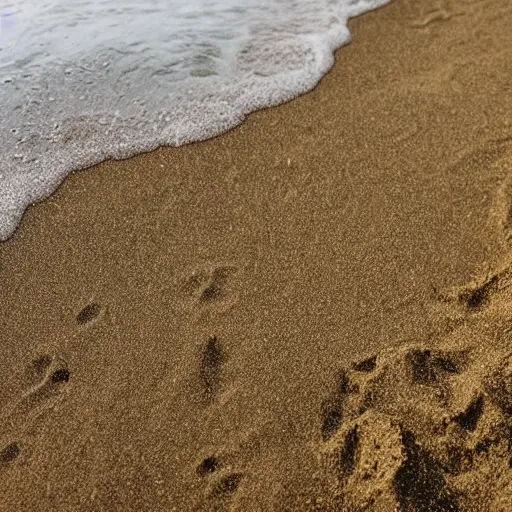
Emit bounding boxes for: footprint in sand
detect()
[0,442,21,468]
[319,340,512,512]
[193,447,246,511]
[180,264,240,316]
[0,354,71,469]
[192,427,268,511]
[208,472,244,501]
[194,467,244,512]
[76,301,103,326]
[197,456,222,476]
[199,335,226,405]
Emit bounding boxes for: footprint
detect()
[32,354,54,374]
[435,255,512,321]
[25,354,54,387]
[200,336,226,404]
[197,456,221,476]
[181,264,240,315]
[320,341,512,511]
[325,417,456,511]
[337,425,359,477]
[458,276,499,311]
[51,368,71,384]
[0,442,21,468]
[210,472,243,499]
[1,355,71,443]
[197,472,244,512]
[76,302,102,325]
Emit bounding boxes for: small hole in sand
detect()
[0,443,20,466]
[197,456,220,475]
[51,369,70,384]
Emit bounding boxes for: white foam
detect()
[0,0,390,240]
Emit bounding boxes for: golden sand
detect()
[1,0,512,510]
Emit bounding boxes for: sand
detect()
[1,0,512,510]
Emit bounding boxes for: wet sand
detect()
[1,0,512,510]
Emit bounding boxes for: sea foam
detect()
[0,0,390,240]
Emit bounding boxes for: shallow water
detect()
[0,0,389,240]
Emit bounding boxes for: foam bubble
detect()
[0,0,390,240]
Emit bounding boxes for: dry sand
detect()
[2,0,512,510]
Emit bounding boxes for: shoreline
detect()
[0,0,391,243]
[1,0,512,510]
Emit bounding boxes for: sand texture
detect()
[1,0,512,510]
